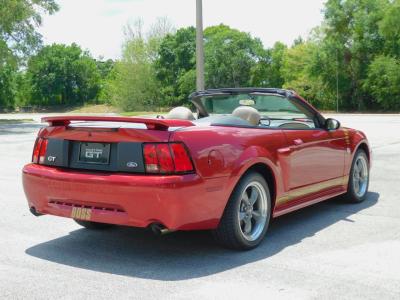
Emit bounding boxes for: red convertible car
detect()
[22,88,371,250]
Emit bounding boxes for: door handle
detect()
[293,138,304,146]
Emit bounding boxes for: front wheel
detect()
[213,172,271,250]
[345,149,370,203]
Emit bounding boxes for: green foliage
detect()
[155,27,196,107]
[320,0,389,110]
[106,20,169,111]
[281,42,335,110]
[204,25,265,88]
[27,43,101,106]
[5,0,400,112]
[379,0,400,57]
[13,71,31,106]
[96,59,114,80]
[251,42,286,88]
[0,0,58,108]
[364,55,400,110]
[0,64,18,108]
[0,0,58,63]
[154,25,267,107]
[95,58,115,104]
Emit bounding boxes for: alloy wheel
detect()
[353,155,369,198]
[238,181,269,242]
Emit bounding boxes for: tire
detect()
[345,149,370,203]
[213,172,271,250]
[74,219,114,230]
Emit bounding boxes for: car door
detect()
[283,127,347,197]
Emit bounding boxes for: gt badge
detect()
[85,148,103,159]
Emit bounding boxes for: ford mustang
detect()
[22,88,371,250]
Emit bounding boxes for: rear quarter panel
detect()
[170,126,289,216]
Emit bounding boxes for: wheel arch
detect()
[355,142,371,162]
[243,163,277,212]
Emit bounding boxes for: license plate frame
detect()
[78,142,111,165]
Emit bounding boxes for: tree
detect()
[155,27,196,107]
[155,25,268,107]
[0,63,18,108]
[319,0,389,110]
[379,0,400,57]
[96,58,114,104]
[281,42,335,109]
[106,19,173,111]
[251,42,286,88]
[364,55,400,110]
[96,58,114,80]
[0,0,58,108]
[0,0,58,64]
[27,43,101,106]
[204,25,265,89]
[109,39,161,111]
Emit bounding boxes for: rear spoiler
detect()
[42,116,194,131]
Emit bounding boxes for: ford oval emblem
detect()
[127,162,138,168]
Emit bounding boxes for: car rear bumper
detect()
[22,164,229,230]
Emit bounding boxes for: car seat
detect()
[166,107,196,120]
[232,106,261,126]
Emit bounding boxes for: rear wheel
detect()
[74,219,114,230]
[345,149,369,203]
[213,172,271,250]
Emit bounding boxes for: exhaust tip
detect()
[149,223,173,236]
[30,206,44,217]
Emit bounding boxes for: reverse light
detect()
[143,143,194,174]
[32,138,48,164]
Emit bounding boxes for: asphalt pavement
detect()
[0,113,399,299]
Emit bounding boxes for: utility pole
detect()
[196,0,205,91]
[336,48,339,113]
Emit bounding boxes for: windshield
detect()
[201,93,313,118]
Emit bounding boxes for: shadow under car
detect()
[25,191,379,281]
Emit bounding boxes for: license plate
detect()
[71,207,92,220]
[79,142,110,165]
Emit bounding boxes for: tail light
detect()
[32,138,48,164]
[143,143,194,174]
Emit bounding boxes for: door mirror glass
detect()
[325,118,341,130]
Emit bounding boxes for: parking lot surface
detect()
[0,114,399,299]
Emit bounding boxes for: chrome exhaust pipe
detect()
[30,206,44,217]
[150,223,174,235]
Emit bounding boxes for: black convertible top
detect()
[189,87,296,118]
[189,88,295,100]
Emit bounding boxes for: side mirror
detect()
[325,118,341,130]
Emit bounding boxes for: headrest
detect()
[166,107,195,121]
[232,106,261,126]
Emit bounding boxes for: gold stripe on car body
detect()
[277,176,346,205]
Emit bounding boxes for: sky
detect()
[38,0,327,60]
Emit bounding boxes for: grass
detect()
[67,104,167,117]
[3,103,168,117]
[68,104,120,114]
[0,119,34,124]
[120,111,167,117]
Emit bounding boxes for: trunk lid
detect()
[38,116,194,174]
